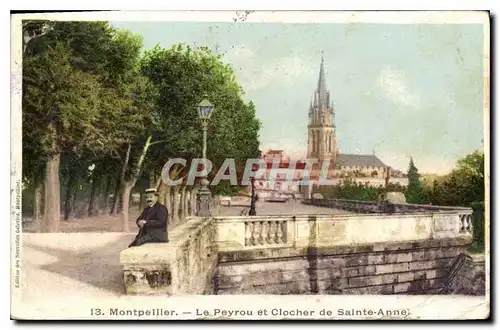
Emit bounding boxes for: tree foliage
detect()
[427,150,484,207]
[22,21,157,230]
[140,44,261,193]
[22,23,262,230]
[316,179,405,201]
[405,157,429,204]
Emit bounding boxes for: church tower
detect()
[307,53,337,163]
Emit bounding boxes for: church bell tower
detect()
[307,53,337,163]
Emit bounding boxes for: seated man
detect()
[128,188,168,247]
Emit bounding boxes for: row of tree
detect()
[22,21,261,232]
[405,151,484,207]
[316,180,405,201]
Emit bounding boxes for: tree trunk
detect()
[41,153,60,233]
[164,185,172,224]
[63,172,76,220]
[121,184,133,232]
[155,175,162,190]
[180,185,187,222]
[102,175,111,213]
[110,174,121,215]
[148,171,155,188]
[138,193,144,211]
[71,187,78,218]
[112,145,132,215]
[121,137,152,232]
[88,174,99,217]
[172,185,180,226]
[33,182,42,222]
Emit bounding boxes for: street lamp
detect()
[249,163,259,216]
[196,98,215,217]
[249,177,257,216]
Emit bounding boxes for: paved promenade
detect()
[216,200,352,216]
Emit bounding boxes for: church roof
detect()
[336,154,388,168]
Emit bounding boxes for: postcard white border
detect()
[9,9,491,321]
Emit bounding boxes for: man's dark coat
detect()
[128,202,168,247]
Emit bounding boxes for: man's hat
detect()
[144,188,159,196]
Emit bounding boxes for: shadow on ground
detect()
[25,233,136,295]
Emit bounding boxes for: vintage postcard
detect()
[11,10,490,320]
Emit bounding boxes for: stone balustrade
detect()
[303,198,474,215]
[120,203,473,296]
[120,216,217,295]
[214,208,473,252]
[244,219,288,247]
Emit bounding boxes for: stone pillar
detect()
[197,180,211,217]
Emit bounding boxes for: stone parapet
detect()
[120,203,475,295]
[303,198,472,214]
[120,216,217,295]
[213,212,472,253]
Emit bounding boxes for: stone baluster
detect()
[183,242,190,290]
[187,240,194,291]
[253,221,262,245]
[269,221,277,244]
[245,222,253,246]
[459,214,466,233]
[468,214,474,234]
[262,221,271,244]
[195,236,201,281]
[276,221,284,244]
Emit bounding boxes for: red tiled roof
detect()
[266,149,283,154]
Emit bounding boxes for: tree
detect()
[140,44,261,202]
[22,22,150,231]
[429,150,484,207]
[23,43,103,231]
[405,157,428,204]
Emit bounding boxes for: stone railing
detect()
[214,209,473,252]
[303,198,381,213]
[120,216,217,295]
[244,219,288,247]
[303,198,474,237]
[303,198,473,214]
[120,204,473,295]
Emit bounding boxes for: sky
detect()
[112,21,485,174]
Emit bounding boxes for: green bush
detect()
[469,201,485,252]
[315,179,405,202]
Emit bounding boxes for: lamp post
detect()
[249,177,257,216]
[196,98,215,217]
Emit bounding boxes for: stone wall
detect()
[444,254,486,295]
[120,204,476,296]
[214,238,470,295]
[120,217,217,295]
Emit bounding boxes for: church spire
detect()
[317,51,327,94]
[316,51,328,109]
